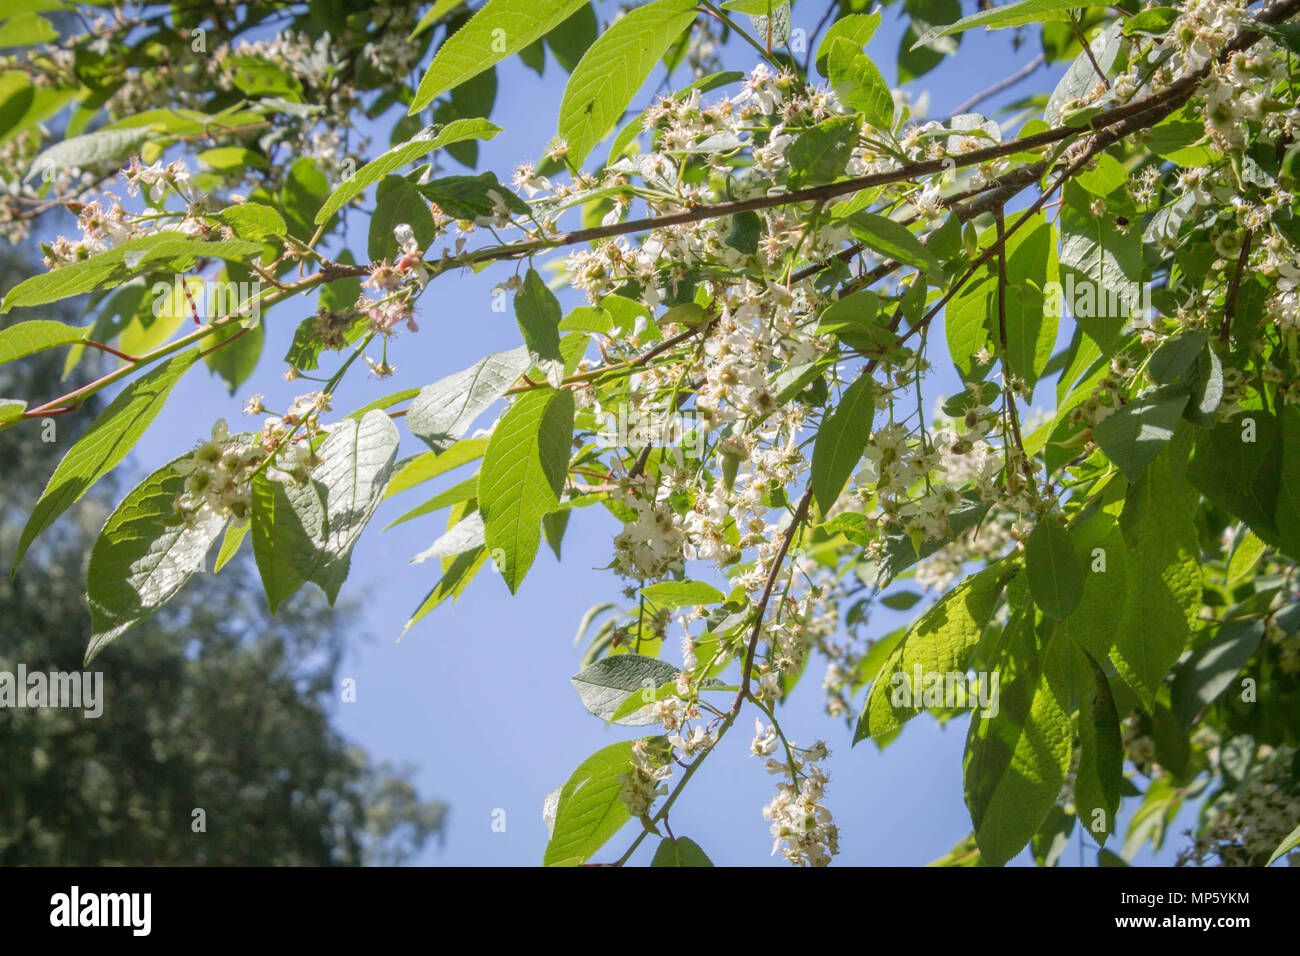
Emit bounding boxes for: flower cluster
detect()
[754,728,839,867]
[172,420,266,526]
[1180,745,1300,866]
[40,156,221,269]
[252,390,333,456]
[360,223,430,339]
[618,738,673,818]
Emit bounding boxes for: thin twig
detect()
[1220,229,1253,342]
[946,52,1047,120]
[994,205,1031,488]
[731,486,813,714]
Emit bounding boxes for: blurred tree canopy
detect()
[0,252,445,865]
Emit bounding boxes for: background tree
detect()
[0,251,446,865]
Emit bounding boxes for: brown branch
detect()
[1220,229,1253,342]
[994,205,1031,487]
[307,0,1300,297]
[1070,15,1111,91]
[730,486,814,715]
[81,339,139,363]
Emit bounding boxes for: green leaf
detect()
[1182,346,1223,428]
[84,456,228,662]
[826,39,893,131]
[26,124,152,182]
[384,438,487,500]
[1,235,262,313]
[384,475,478,530]
[1147,106,1214,168]
[571,653,680,725]
[411,0,591,113]
[1268,821,1300,866]
[1025,517,1084,620]
[1123,6,1178,36]
[250,411,400,611]
[546,2,598,72]
[410,510,485,564]
[913,0,1082,48]
[1110,457,1202,710]
[1032,804,1075,867]
[1073,153,1128,197]
[651,836,714,866]
[881,591,923,611]
[898,0,962,83]
[1279,404,1300,560]
[815,11,882,77]
[280,157,331,240]
[14,350,199,572]
[810,373,875,511]
[964,611,1073,866]
[515,267,563,366]
[543,740,635,866]
[846,211,941,274]
[411,0,465,37]
[434,67,499,167]
[1250,21,1300,56]
[1045,21,1123,126]
[418,169,528,220]
[640,580,725,608]
[478,387,575,592]
[1058,187,1141,351]
[313,119,502,225]
[403,546,489,634]
[213,520,248,573]
[1092,386,1188,482]
[543,507,569,559]
[855,562,1016,741]
[556,0,699,167]
[407,346,532,452]
[944,279,994,381]
[1170,620,1265,727]
[0,11,57,47]
[347,388,421,421]
[1225,528,1266,583]
[815,289,886,352]
[1058,508,1129,664]
[250,472,326,614]
[1000,280,1055,387]
[368,177,438,262]
[1147,329,1207,385]
[1188,410,1282,544]
[0,398,27,427]
[0,71,34,142]
[213,202,287,241]
[0,319,88,365]
[1071,643,1122,847]
[787,115,858,187]
[305,411,401,598]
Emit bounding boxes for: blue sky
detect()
[66,3,1190,865]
